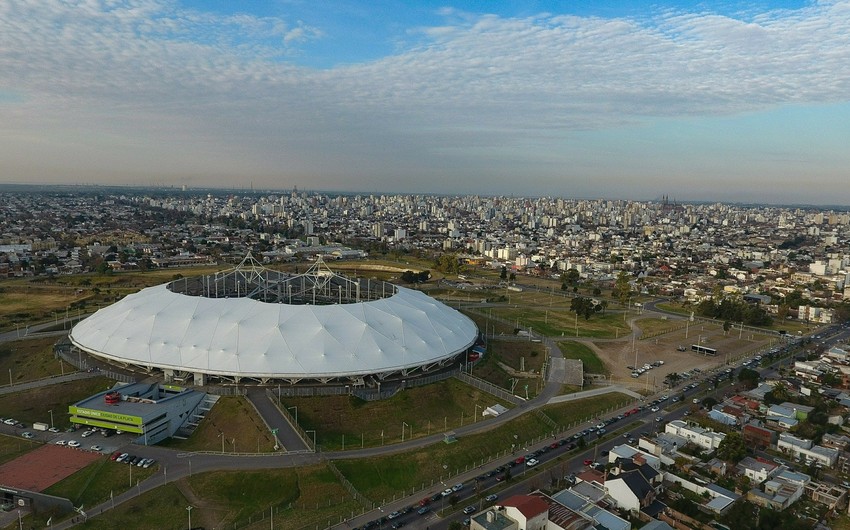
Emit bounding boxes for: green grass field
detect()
[557,341,606,375]
[280,378,513,451]
[160,396,277,453]
[188,465,360,529]
[50,483,188,530]
[634,317,686,337]
[43,455,160,507]
[0,377,113,428]
[489,306,630,339]
[541,392,634,426]
[0,432,40,466]
[0,336,71,386]
[334,392,632,501]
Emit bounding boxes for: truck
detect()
[32,422,49,431]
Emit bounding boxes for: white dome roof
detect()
[69,283,478,379]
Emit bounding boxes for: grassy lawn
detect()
[334,412,553,502]
[280,379,513,451]
[654,302,691,315]
[634,317,685,337]
[557,341,606,375]
[0,266,225,332]
[0,336,72,386]
[0,377,113,428]
[160,396,277,453]
[334,392,630,501]
[490,307,630,339]
[43,455,160,507]
[460,308,517,336]
[0,432,40,465]
[188,465,360,530]
[34,465,360,530]
[831,515,850,530]
[39,483,190,530]
[541,392,635,427]
[463,339,546,398]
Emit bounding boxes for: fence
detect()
[455,372,523,404]
[326,460,375,510]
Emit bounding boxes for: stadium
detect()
[68,255,479,388]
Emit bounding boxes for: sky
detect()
[1,0,850,205]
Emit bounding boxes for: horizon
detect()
[3,182,849,211]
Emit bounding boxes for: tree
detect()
[612,271,632,304]
[716,431,747,462]
[723,320,731,335]
[664,372,681,388]
[737,368,760,390]
[500,266,507,280]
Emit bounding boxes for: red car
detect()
[515,456,525,464]
[110,451,122,461]
[419,497,431,507]
[584,459,593,466]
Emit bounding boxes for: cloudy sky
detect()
[2,0,849,205]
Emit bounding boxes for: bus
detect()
[691,344,717,356]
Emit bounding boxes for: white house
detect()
[664,420,726,451]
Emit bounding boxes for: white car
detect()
[55,440,66,445]
[67,440,81,448]
[90,445,102,452]
[526,458,539,467]
[48,427,60,433]
[650,406,660,412]
[3,418,16,425]
[441,488,453,497]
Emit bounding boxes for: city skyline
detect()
[1,0,849,205]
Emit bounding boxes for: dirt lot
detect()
[588,317,777,393]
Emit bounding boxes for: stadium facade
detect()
[69,255,479,387]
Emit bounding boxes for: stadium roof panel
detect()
[70,282,478,380]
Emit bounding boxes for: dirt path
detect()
[175,477,230,530]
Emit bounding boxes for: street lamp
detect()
[218,431,225,454]
[306,429,316,451]
[49,409,54,429]
[186,505,193,530]
[402,421,409,442]
[287,406,297,425]
[474,404,481,422]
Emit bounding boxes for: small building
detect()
[69,382,207,445]
[742,423,777,450]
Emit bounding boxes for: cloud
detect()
[1,0,849,198]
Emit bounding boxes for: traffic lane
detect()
[352,398,689,529]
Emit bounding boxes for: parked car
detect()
[462,505,476,514]
[21,432,34,439]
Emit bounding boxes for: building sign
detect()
[68,406,143,425]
